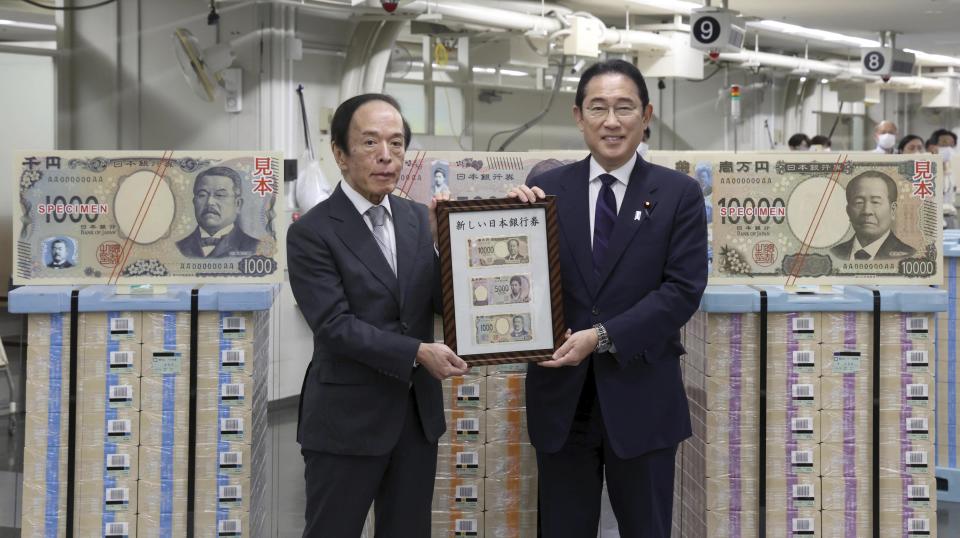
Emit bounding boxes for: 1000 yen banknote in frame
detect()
[707,153,943,286]
[14,151,283,284]
[437,197,565,366]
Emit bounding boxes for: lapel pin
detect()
[643,201,652,209]
[634,210,642,221]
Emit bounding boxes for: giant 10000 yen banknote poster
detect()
[660,153,943,286]
[396,151,588,204]
[14,151,284,284]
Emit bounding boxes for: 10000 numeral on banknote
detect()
[14,151,283,284]
[707,154,942,285]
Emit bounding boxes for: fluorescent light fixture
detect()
[799,76,807,82]
[821,78,829,84]
[747,20,878,48]
[0,19,56,31]
[625,0,700,15]
[472,66,528,77]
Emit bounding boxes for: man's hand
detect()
[506,185,546,204]
[429,193,451,245]
[416,342,471,380]
[539,328,598,368]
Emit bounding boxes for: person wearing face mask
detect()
[872,121,898,154]
[636,127,651,158]
[932,129,958,228]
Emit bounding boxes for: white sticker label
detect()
[219,484,242,502]
[906,350,929,366]
[221,383,245,399]
[106,487,129,503]
[221,418,244,434]
[222,349,245,366]
[908,518,930,533]
[792,384,814,399]
[218,519,242,534]
[109,351,133,368]
[792,317,814,332]
[105,522,129,537]
[907,384,929,399]
[792,483,814,499]
[220,451,242,468]
[791,417,813,432]
[906,450,928,466]
[907,317,929,332]
[107,453,130,470]
[908,485,930,500]
[456,451,479,467]
[791,450,813,465]
[110,317,133,334]
[457,384,480,399]
[456,418,479,432]
[223,316,246,332]
[109,384,133,401]
[455,518,478,534]
[108,419,131,435]
[455,485,478,501]
[792,518,814,532]
[792,350,814,365]
[907,417,929,432]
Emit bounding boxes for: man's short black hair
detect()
[788,133,810,149]
[575,59,649,109]
[926,137,940,150]
[810,135,831,147]
[331,93,411,155]
[196,166,243,196]
[846,171,898,204]
[932,128,958,147]
[51,238,66,247]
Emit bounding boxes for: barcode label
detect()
[457,384,479,399]
[908,518,930,533]
[791,450,813,465]
[455,485,478,501]
[106,487,129,504]
[455,518,478,534]
[907,317,929,332]
[906,450,928,466]
[107,453,130,470]
[222,349,245,367]
[109,351,133,368]
[105,522,128,536]
[792,317,814,332]
[218,519,242,535]
[457,418,479,432]
[793,350,814,365]
[110,317,133,334]
[219,485,242,502]
[793,518,814,532]
[792,417,813,432]
[792,384,814,399]
[221,418,243,434]
[907,350,929,366]
[223,317,245,332]
[792,483,814,500]
[221,383,245,399]
[907,417,929,432]
[109,384,132,401]
[909,485,930,500]
[220,451,242,468]
[107,419,131,435]
[456,451,479,467]
[907,384,929,399]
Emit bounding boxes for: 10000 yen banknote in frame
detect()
[436,197,565,366]
[14,151,283,284]
[702,153,942,286]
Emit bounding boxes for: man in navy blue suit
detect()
[510,59,707,537]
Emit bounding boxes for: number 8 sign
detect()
[863,50,885,73]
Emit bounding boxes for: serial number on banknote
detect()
[471,275,531,306]
[475,313,533,345]
[468,236,530,267]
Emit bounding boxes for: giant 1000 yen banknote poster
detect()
[661,153,942,286]
[14,151,283,284]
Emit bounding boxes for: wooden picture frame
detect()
[436,196,564,365]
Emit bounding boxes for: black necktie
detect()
[592,174,618,277]
[854,249,870,260]
[200,236,220,248]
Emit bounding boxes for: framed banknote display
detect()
[437,197,564,365]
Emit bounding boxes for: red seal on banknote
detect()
[97,241,123,267]
[752,241,777,267]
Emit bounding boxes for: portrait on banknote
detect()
[14,151,283,284]
[436,197,564,365]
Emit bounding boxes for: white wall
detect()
[0,52,55,301]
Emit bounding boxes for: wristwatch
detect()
[593,323,611,354]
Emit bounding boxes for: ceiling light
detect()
[472,66,528,77]
[799,76,807,82]
[821,78,829,84]
[747,20,878,48]
[0,19,56,31]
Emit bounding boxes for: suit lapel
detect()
[560,157,598,298]
[182,229,204,257]
[391,195,418,309]
[598,158,658,288]
[328,185,401,306]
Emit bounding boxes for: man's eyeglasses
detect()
[583,105,640,120]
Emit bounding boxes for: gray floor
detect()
[1,334,960,537]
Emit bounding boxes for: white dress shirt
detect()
[200,224,234,257]
[340,180,397,271]
[848,230,890,261]
[588,152,636,247]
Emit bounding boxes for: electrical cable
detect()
[827,101,844,139]
[21,0,118,10]
[685,64,722,83]
[486,54,567,151]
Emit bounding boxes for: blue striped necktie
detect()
[592,174,618,277]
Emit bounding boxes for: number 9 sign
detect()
[693,15,720,45]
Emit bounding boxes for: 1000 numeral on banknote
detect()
[14,151,283,284]
[709,155,942,285]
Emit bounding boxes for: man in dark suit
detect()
[829,171,915,261]
[47,238,73,268]
[176,166,261,258]
[287,93,469,538]
[510,59,707,537]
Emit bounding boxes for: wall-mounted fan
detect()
[173,27,242,111]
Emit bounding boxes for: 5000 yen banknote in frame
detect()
[437,197,565,365]
[706,153,942,286]
[14,151,283,284]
